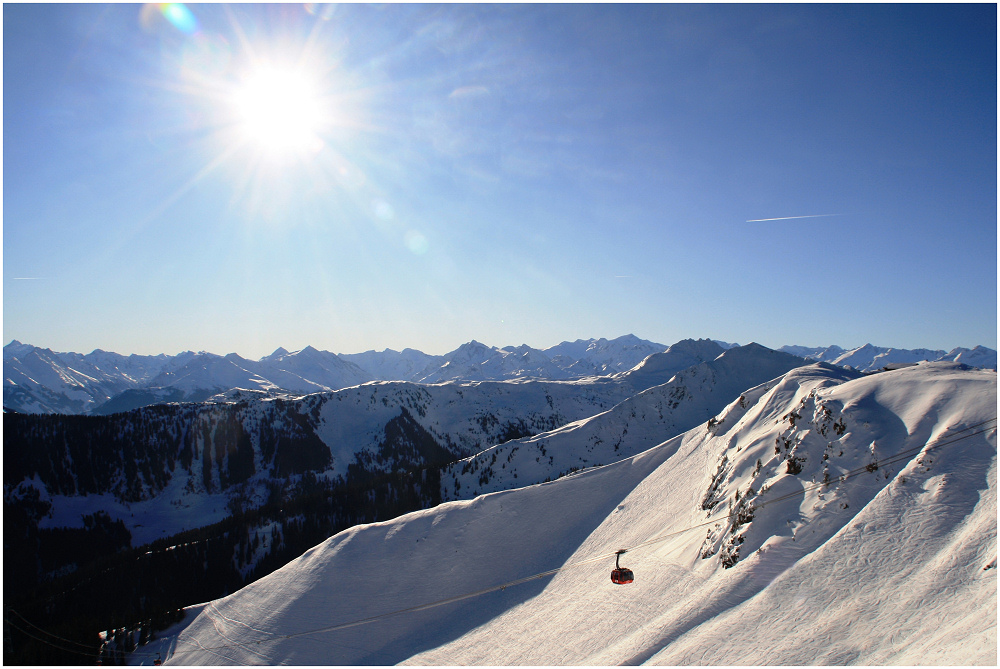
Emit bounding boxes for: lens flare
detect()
[373,200,395,221]
[304,3,337,21]
[161,3,198,35]
[180,33,232,78]
[404,230,429,255]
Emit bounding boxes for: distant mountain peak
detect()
[7,338,996,415]
[3,340,35,360]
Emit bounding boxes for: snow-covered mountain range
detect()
[6,343,793,547]
[1,335,695,415]
[8,340,808,657]
[439,343,807,499]
[779,342,996,372]
[5,336,995,665]
[5,337,994,416]
[139,361,997,665]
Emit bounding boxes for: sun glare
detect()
[231,65,327,155]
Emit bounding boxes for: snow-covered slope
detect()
[781,342,998,372]
[942,345,998,370]
[8,376,638,545]
[544,333,669,375]
[339,348,445,381]
[832,343,947,371]
[9,338,996,415]
[439,343,808,499]
[613,337,727,392]
[92,349,372,414]
[148,361,997,665]
[252,346,372,392]
[4,347,113,414]
[778,344,846,361]
[3,342,174,414]
[415,341,572,383]
[308,377,635,478]
[92,353,283,414]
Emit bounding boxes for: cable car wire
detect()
[14,416,997,663]
[6,609,101,651]
[168,416,996,658]
[3,610,169,662]
[3,617,101,660]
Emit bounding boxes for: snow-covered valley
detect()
[134,361,995,665]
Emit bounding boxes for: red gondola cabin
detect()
[611,549,634,584]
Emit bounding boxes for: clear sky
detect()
[4,3,996,358]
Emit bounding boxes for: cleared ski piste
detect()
[137,362,996,665]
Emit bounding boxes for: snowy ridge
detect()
[7,338,995,415]
[543,333,670,375]
[415,340,571,383]
[308,377,638,478]
[3,345,167,414]
[780,342,997,372]
[613,337,727,391]
[1,335,668,414]
[7,376,638,544]
[339,347,445,382]
[439,343,808,500]
[150,361,996,665]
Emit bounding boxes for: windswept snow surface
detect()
[149,361,996,666]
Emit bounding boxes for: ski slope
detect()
[138,362,997,665]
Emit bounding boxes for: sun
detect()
[231,65,327,155]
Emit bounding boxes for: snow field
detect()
[141,362,996,665]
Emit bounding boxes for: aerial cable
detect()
[6,609,102,652]
[587,417,997,557]
[5,609,167,661]
[2,616,163,662]
[23,416,1000,662]
[3,618,100,660]
[171,416,997,657]
[169,548,624,657]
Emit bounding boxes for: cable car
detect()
[611,549,633,585]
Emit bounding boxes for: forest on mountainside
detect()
[3,404,459,665]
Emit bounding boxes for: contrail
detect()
[746,214,844,222]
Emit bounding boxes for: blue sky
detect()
[4,4,996,357]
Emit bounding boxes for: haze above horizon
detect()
[4,4,996,358]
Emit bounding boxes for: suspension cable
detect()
[169,416,996,658]
[15,416,997,663]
